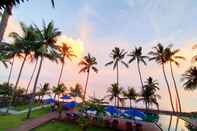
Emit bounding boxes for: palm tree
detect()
[0,0,56,42]
[137,77,160,110]
[26,21,61,119]
[39,82,50,103]
[128,47,148,91]
[69,83,83,101]
[122,87,138,108]
[0,51,9,68]
[7,23,37,113]
[165,47,185,112]
[57,43,76,85]
[79,53,98,102]
[107,83,123,107]
[105,47,128,88]
[182,66,197,90]
[149,43,175,112]
[52,83,67,101]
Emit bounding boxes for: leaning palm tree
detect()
[122,87,138,108]
[7,23,37,113]
[0,0,56,42]
[57,43,76,85]
[26,21,61,119]
[0,51,9,68]
[165,47,185,112]
[69,83,83,101]
[128,47,148,91]
[182,66,197,90]
[137,77,160,110]
[149,43,175,112]
[79,53,98,102]
[105,47,128,87]
[107,83,123,107]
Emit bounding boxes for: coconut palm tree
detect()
[0,0,56,42]
[52,83,67,101]
[79,53,98,102]
[6,43,24,84]
[0,51,9,68]
[6,23,37,113]
[26,21,61,119]
[165,47,185,112]
[128,47,148,91]
[149,43,175,112]
[69,83,83,101]
[182,66,197,90]
[57,43,76,85]
[107,83,123,107]
[39,82,50,103]
[137,77,160,110]
[105,47,128,87]
[122,87,138,108]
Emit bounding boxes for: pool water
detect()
[157,115,193,131]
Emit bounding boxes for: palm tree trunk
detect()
[0,7,11,41]
[168,115,172,131]
[25,59,38,94]
[58,62,65,85]
[114,97,116,107]
[7,57,15,84]
[26,56,44,119]
[129,99,132,108]
[116,62,119,87]
[6,54,27,113]
[162,64,175,112]
[137,61,144,91]
[170,62,182,112]
[82,69,90,102]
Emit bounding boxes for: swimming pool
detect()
[157,115,196,131]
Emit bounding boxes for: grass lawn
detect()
[32,121,114,131]
[12,102,42,111]
[0,107,50,131]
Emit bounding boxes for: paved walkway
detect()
[0,105,50,115]
[7,112,58,131]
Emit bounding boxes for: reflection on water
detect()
[158,115,190,131]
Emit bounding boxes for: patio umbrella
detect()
[63,101,79,108]
[60,95,71,100]
[45,98,56,104]
[105,106,121,116]
[124,109,146,119]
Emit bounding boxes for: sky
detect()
[0,0,197,112]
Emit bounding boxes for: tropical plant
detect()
[79,53,98,101]
[57,43,76,84]
[37,82,50,102]
[0,0,55,41]
[149,43,175,112]
[165,46,185,112]
[182,66,197,90]
[137,77,160,110]
[0,51,9,68]
[69,83,83,101]
[0,82,13,96]
[7,23,37,113]
[105,47,128,87]
[128,47,148,91]
[26,21,61,119]
[52,83,67,101]
[122,87,138,108]
[107,83,123,107]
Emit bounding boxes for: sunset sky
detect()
[0,0,197,111]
